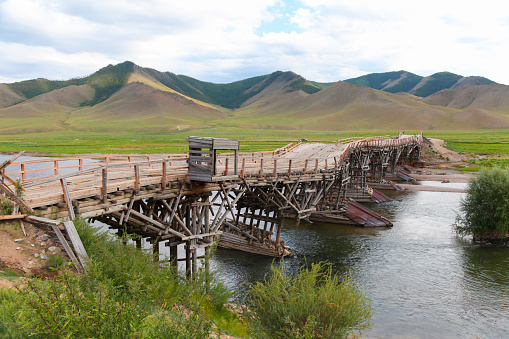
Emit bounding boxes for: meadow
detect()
[0,128,508,158]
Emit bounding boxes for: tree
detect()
[454,166,509,240]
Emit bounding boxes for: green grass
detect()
[0,269,23,282]
[1,128,508,157]
[424,130,509,155]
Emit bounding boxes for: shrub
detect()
[1,201,13,215]
[246,261,373,338]
[13,219,237,338]
[454,166,509,240]
[42,254,65,271]
[0,288,34,339]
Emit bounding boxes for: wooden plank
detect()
[213,138,239,150]
[60,178,75,220]
[128,209,187,239]
[189,156,213,163]
[0,151,24,171]
[0,172,25,191]
[50,223,83,273]
[63,220,89,269]
[0,214,27,220]
[0,182,36,214]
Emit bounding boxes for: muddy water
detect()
[211,183,509,338]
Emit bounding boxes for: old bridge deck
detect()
[1,133,423,276]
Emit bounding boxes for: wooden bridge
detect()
[0,132,423,276]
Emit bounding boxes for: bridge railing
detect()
[4,154,188,182]
[213,133,423,178]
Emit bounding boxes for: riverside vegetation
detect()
[454,166,509,241]
[0,218,372,338]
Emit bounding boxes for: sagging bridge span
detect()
[0,133,423,276]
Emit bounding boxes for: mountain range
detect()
[1,61,509,133]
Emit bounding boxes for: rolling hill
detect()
[1,61,509,133]
[344,71,495,97]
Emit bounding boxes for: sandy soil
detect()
[428,138,467,162]
[0,222,65,288]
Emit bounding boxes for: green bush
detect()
[0,288,34,339]
[246,261,373,338]
[1,201,13,215]
[12,219,238,338]
[454,166,509,240]
[42,254,65,271]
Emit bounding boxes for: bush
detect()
[246,261,373,338]
[0,288,33,339]
[13,219,238,338]
[454,166,509,240]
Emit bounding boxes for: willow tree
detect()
[454,166,509,240]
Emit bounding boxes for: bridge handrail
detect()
[5,154,188,181]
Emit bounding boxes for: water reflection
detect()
[213,187,509,338]
[4,154,508,337]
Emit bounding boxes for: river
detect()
[2,154,508,337]
[211,182,509,338]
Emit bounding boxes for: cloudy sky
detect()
[1,0,508,84]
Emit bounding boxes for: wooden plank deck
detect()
[1,133,424,216]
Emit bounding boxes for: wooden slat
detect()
[63,220,89,269]
[60,178,75,220]
[0,214,27,220]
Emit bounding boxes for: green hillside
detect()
[344,71,422,93]
[413,72,462,97]
[7,61,135,106]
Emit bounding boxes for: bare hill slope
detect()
[67,82,226,132]
[422,84,509,115]
[0,84,25,108]
[234,81,509,130]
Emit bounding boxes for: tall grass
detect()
[9,219,238,338]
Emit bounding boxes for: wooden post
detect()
[185,243,191,279]
[304,159,308,172]
[21,164,26,180]
[259,158,264,175]
[102,168,108,203]
[153,240,159,262]
[273,159,277,175]
[224,158,229,175]
[241,158,245,176]
[79,158,83,171]
[162,161,167,187]
[54,160,59,175]
[134,165,140,193]
[234,149,238,175]
[169,244,178,267]
[60,178,75,220]
[288,159,292,173]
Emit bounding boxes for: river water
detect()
[211,182,509,338]
[2,154,508,337]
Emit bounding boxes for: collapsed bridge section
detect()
[0,133,423,276]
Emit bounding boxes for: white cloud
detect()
[0,0,509,84]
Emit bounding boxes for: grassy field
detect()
[0,128,508,157]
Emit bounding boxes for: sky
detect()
[1,0,508,84]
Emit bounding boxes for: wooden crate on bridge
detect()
[186,136,239,182]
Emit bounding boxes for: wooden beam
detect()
[60,178,75,220]
[0,151,24,171]
[0,181,35,214]
[128,209,187,239]
[0,214,26,220]
[63,220,89,269]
